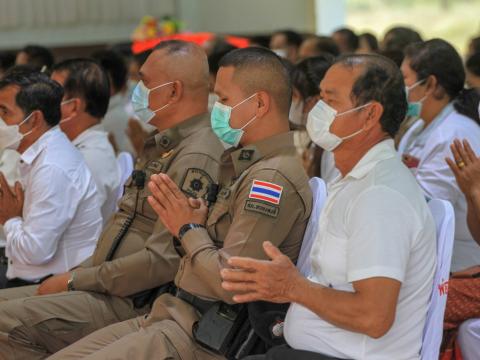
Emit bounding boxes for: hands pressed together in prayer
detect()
[147,173,208,238]
[0,172,24,225]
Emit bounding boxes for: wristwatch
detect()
[67,272,75,291]
[178,223,205,241]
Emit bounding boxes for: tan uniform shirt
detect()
[73,113,223,297]
[175,132,312,303]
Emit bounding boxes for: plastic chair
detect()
[420,199,455,360]
[296,177,328,276]
[116,152,134,203]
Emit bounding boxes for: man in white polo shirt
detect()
[51,58,121,225]
[221,54,436,360]
[0,68,102,287]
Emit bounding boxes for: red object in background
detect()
[132,32,250,54]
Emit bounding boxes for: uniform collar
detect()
[345,139,397,180]
[20,126,61,166]
[229,132,295,177]
[144,112,210,154]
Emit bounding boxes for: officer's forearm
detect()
[74,247,179,296]
[180,227,236,303]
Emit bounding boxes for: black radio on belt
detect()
[192,302,248,357]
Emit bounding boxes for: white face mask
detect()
[289,99,306,126]
[0,113,34,151]
[306,100,371,151]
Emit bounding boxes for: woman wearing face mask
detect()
[289,55,333,176]
[399,39,480,273]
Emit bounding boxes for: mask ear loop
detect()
[150,82,176,113]
[336,102,373,141]
[231,93,259,131]
[18,112,35,138]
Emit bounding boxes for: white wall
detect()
[0,0,175,49]
[0,0,341,50]
[178,0,316,34]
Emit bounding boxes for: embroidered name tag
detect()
[244,200,279,218]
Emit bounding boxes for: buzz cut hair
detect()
[218,47,292,115]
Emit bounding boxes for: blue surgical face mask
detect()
[405,79,427,118]
[131,80,174,124]
[210,93,257,149]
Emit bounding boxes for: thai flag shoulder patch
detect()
[248,180,283,205]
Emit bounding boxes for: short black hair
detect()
[292,55,334,99]
[52,58,110,119]
[359,32,379,52]
[133,49,153,68]
[273,30,303,48]
[405,39,465,100]
[19,45,54,71]
[333,28,359,52]
[208,43,237,75]
[219,47,292,114]
[454,88,480,125]
[466,52,480,77]
[335,54,407,137]
[378,49,404,67]
[0,67,63,126]
[0,51,16,74]
[91,49,127,93]
[382,26,422,52]
[469,36,480,55]
[312,36,340,57]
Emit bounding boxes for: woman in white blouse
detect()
[399,38,480,272]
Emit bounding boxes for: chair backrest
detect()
[116,152,134,203]
[420,199,455,360]
[296,177,327,276]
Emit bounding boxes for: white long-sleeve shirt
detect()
[73,125,121,225]
[399,103,480,272]
[0,149,21,248]
[4,127,102,281]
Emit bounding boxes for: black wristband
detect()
[178,223,205,241]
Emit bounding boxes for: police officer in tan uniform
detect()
[0,40,223,359]
[49,47,312,360]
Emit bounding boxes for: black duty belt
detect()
[175,288,216,315]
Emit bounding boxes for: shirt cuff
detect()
[180,227,215,257]
[73,265,103,292]
[4,216,22,236]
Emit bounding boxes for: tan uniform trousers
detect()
[49,294,224,360]
[0,285,149,360]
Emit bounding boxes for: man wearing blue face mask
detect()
[49,47,312,360]
[0,40,223,359]
[223,54,436,360]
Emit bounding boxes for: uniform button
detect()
[9,260,12,265]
